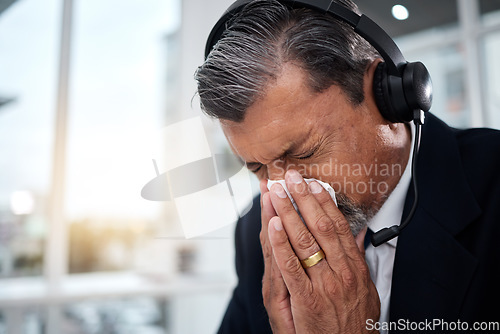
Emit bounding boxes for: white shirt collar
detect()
[367,123,415,248]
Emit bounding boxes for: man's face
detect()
[221,63,410,226]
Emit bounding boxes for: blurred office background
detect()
[0,0,499,333]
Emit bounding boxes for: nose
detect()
[266,160,293,180]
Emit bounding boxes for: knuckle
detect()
[303,295,321,312]
[341,268,357,290]
[314,213,335,235]
[333,216,351,236]
[281,202,299,217]
[295,228,316,251]
[262,284,269,299]
[262,249,272,262]
[270,284,283,299]
[260,229,270,246]
[259,232,272,259]
[283,254,302,277]
[324,280,340,297]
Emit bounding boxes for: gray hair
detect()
[195,0,380,122]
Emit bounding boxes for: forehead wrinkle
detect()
[244,130,293,165]
[227,107,316,166]
[221,63,320,166]
[221,119,287,165]
[247,124,316,166]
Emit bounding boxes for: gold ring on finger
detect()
[300,249,325,269]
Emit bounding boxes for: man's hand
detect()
[260,179,296,333]
[260,170,380,333]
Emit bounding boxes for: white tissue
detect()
[267,178,337,223]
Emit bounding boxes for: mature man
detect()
[195,0,500,333]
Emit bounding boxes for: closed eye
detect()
[297,151,315,160]
[246,163,263,173]
[294,145,318,160]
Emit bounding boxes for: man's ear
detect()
[364,59,383,101]
[362,59,386,122]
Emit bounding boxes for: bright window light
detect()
[10,191,35,215]
[392,4,409,21]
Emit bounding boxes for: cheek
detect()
[254,167,269,181]
[323,129,381,171]
[294,152,388,201]
[265,160,287,180]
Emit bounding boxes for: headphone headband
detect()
[204,0,406,75]
[204,0,432,123]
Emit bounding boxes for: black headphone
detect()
[204,0,433,246]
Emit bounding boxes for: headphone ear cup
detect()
[373,62,416,123]
[373,62,394,122]
[403,61,433,113]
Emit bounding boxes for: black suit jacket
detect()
[217,114,500,333]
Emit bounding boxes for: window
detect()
[358,0,500,130]
[0,0,60,279]
[2,0,500,333]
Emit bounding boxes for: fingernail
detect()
[272,184,288,199]
[287,169,302,184]
[309,181,323,194]
[272,217,283,231]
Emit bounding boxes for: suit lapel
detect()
[390,203,478,321]
[389,114,481,322]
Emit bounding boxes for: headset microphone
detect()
[371,110,423,247]
[204,0,433,247]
